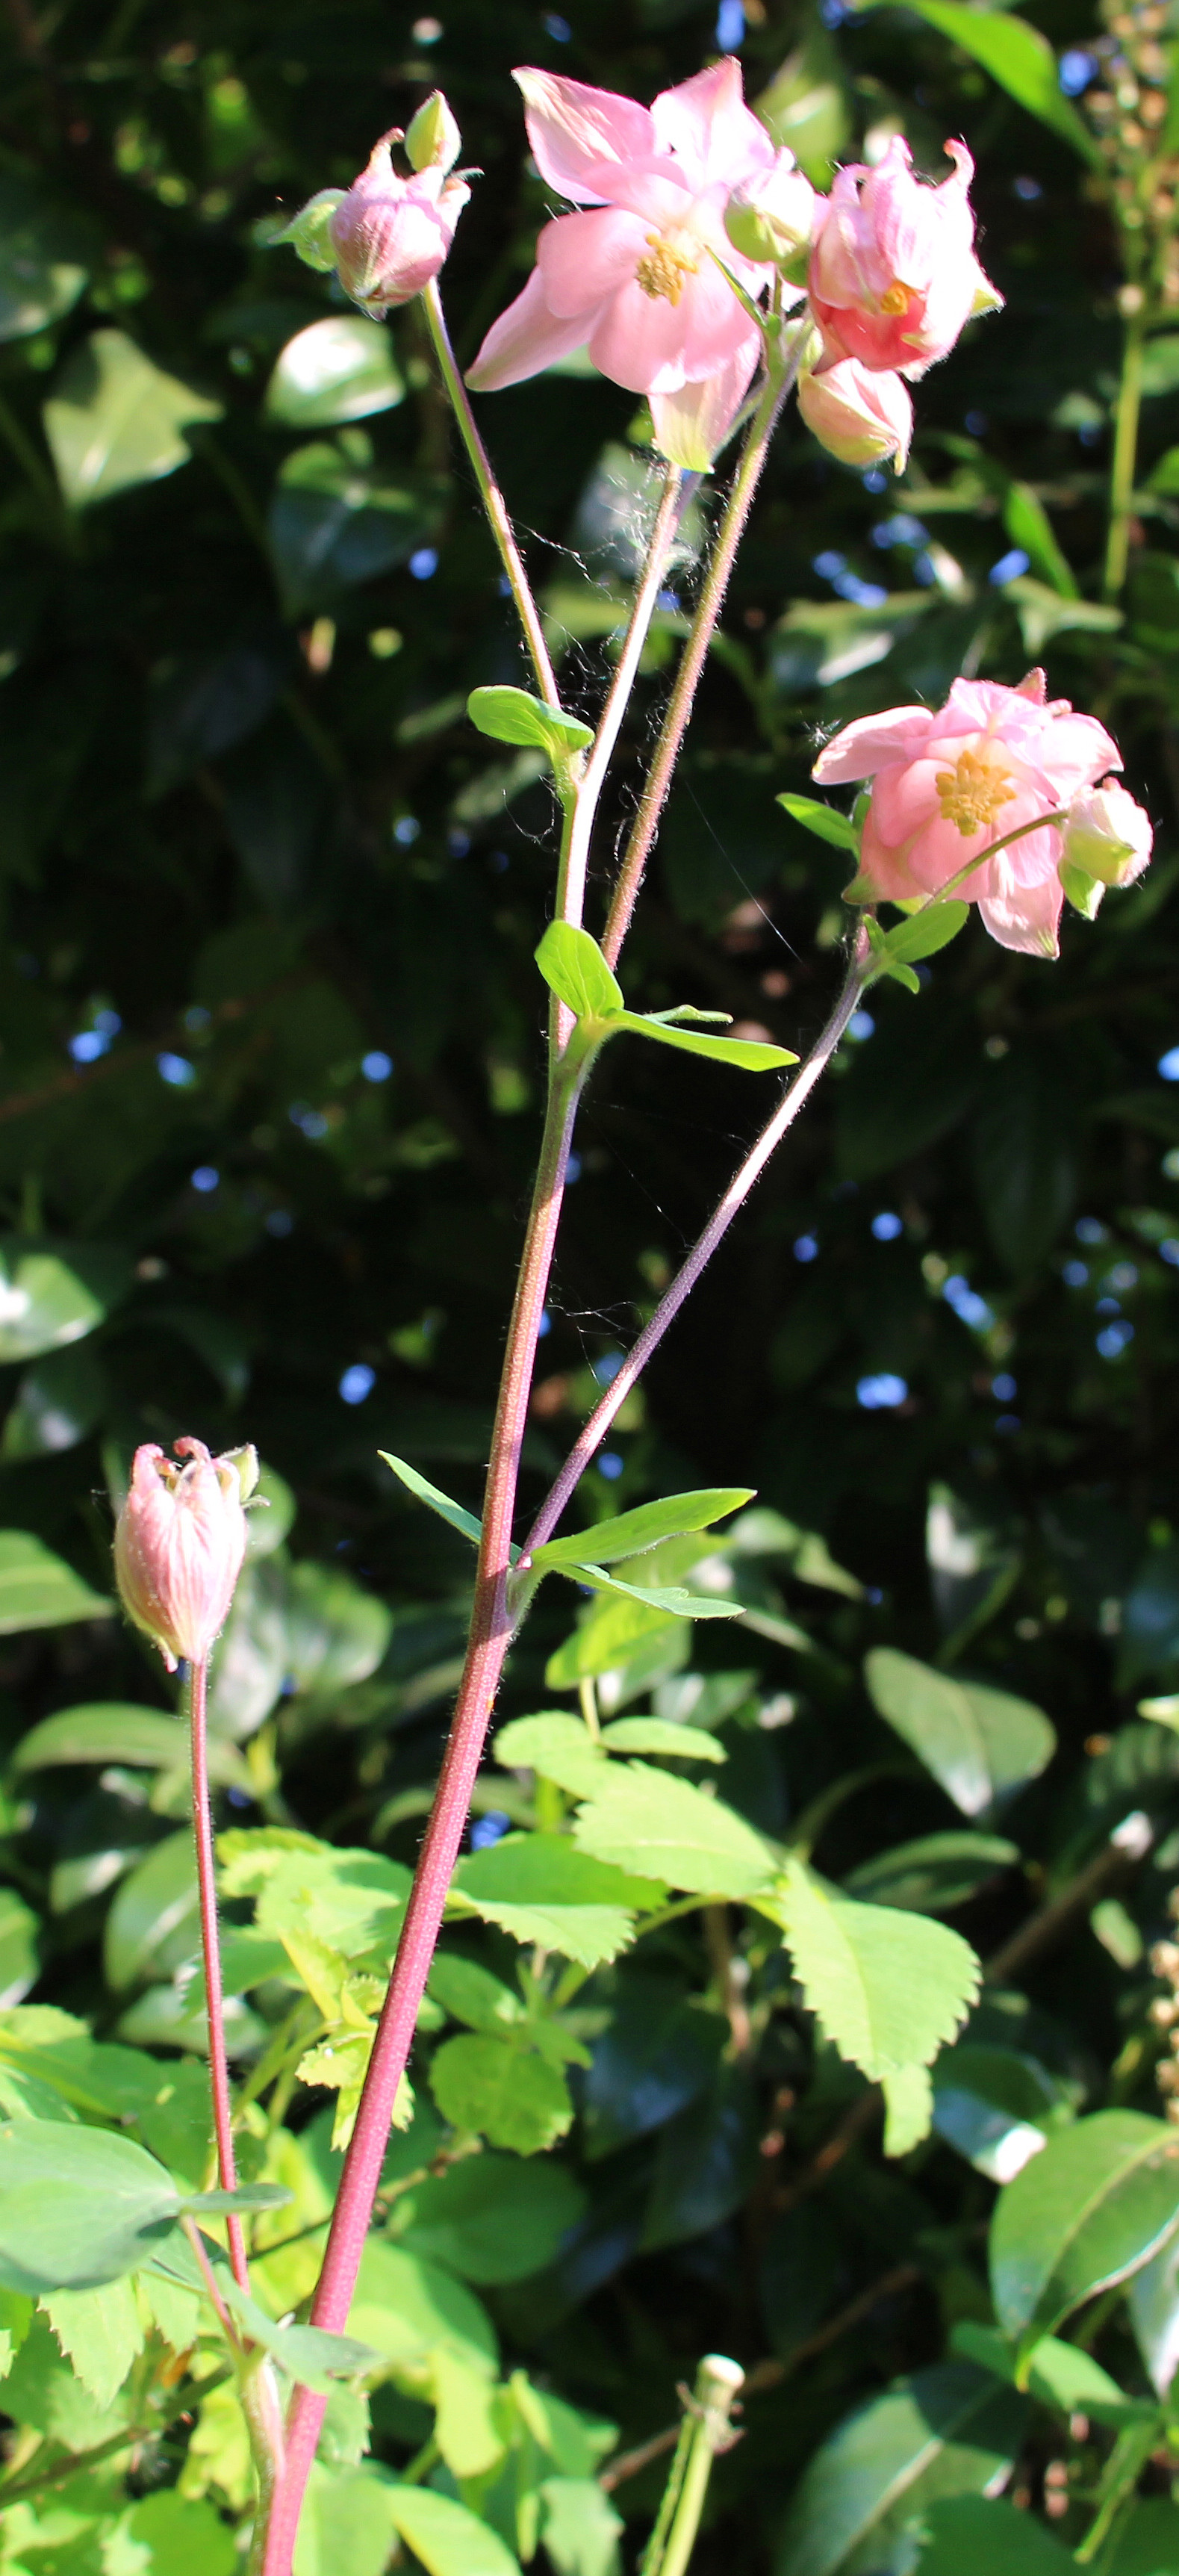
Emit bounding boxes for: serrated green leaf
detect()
[599,1717,725,1762]
[494,1713,606,1798]
[989,2110,1179,2340]
[535,921,624,1019]
[853,0,1100,163]
[762,1858,980,2079]
[573,1763,773,1899]
[379,1450,488,1551]
[529,1486,753,1571]
[430,2034,573,2155]
[865,1648,1055,1816]
[40,2277,143,2409]
[613,1011,797,1073]
[468,687,593,758]
[777,792,859,852]
[449,1833,665,1967]
[0,2120,179,2293]
[881,2064,934,2158]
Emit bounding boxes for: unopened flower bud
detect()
[1061,779,1153,886]
[725,150,816,276]
[329,130,470,317]
[405,90,462,176]
[797,356,912,471]
[113,1438,249,1671]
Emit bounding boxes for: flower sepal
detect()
[1060,860,1105,921]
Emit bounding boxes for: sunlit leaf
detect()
[43,329,223,506]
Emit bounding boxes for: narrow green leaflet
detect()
[600,1718,725,1762]
[222,2279,387,2391]
[0,1533,113,1633]
[387,2483,523,2576]
[529,1487,753,1571]
[379,1451,491,1554]
[494,1713,606,1798]
[762,1858,980,2079]
[989,2110,1179,2340]
[777,792,859,851]
[263,316,405,429]
[0,2120,179,2292]
[853,0,1101,164]
[1003,482,1079,600]
[777,2362,1026,2576]
[567,1562,744,1618]
[535,920,624,1019]
[13,1702,249,1790]
[573,1763,774,1899]
[874,902,969,968]
[1021,2334,1154,2424]
[611,1009,797,1073]
[43,329,223,507]
[865,1648,1055,1816]
[468,688,593,758]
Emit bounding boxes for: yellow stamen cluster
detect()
[635,232,700,306]
[934,743,1018,838]
[880,280,915,316]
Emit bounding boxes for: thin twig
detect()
[187,1657,249,2292]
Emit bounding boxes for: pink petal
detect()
[650,58,775,191]
[871,757,945,847]
[514,67,655,202]
[536,207,648,316]
[812,706,933,784]
[467,265,604,391]
[588,276,691,392]
[677,258,761,373]
[979,853,1064,958]
[1039,710,1122,798]
[650,334,759,469]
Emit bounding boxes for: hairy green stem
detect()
[1104,306,1147,602]
[185,1657,248,2294]
[641,2356,745,2576]
[423,282,559,704]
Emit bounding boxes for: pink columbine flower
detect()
[113,1438,253,1670]
[808,134,1001,379]
[467,60,795,470]
[1062,780,1152,887]
[812,671,1126,958]
[329,129,470,317]
[797,356,912,471]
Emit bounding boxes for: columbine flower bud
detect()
[725,151,817,276]
[329,130,470,317]
[405,90,462,176]
[113,1438,251,1671]
[797,356,912,472]
[1061,779,1153,886]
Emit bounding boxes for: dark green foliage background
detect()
[4,0,1179,2563]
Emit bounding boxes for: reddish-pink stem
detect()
[188,1655,249,2293]
[523,940,869,1557]
[260,1077,581,2572]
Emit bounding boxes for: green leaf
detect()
[380,1450,486,1551]
[545,1590,688,1686]
[564,1562,744,1619]
[430,2034,574,2155]
[776,2362,1026,2576]
[468,687,593,759]
[933,2043,1072,2184]
[0,1893,38,2007]
[882,2065,934,2158]
[125,2492,237,2576]
[612,1010,797,1073]
[269,441,444,616]
[255,1845,411,1967]
[222,2279,387,2390]
[449,1834,665,1968]
[530,1487,754,1572]
[0,1238,129,1361]
[865,1648,1055,1817]
[181,2182,293,2216]
[761,1858,980,2079]
[777,791,859,852]
[347,2237,498,2388]
[541,2480,624,2576]
[388,2484,523,2576]
[0,1532,113,1635]
[573,1763,774,1899]
[844,1833,1018,1916]
[391,2153,585,2285]
[991,2111,1179,2341]
[535,920,623,1019]
[0,170,90,344]
[1,1343,107,1462]
[1002,482,1079,600]
[874,901,969,969]
[104,1831,198,1991]
[1023,2334,1154,2424]
[0,2120,179,2292]
[40,2277,143,2409]
[1140,335,1179,397]
[853,0,1101,164]
[913,2498,1071,2576]
[494,1713,606,1798]
[600,1718,725,1762]
[13,1701,247,1791]
[43,329,223,507]
[263,317,405,428]
[428,1953,527,2033]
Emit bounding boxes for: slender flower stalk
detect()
[561,461,684,937]
[1104,303,1146,601]
[186,1656,249,2294]
[602,345,798,967]
[640,2356,745,2576]
[423,282,559,704]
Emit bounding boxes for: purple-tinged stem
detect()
[423,282,559,707]
[187,1655,249,2293]
[523,939,869,1558]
